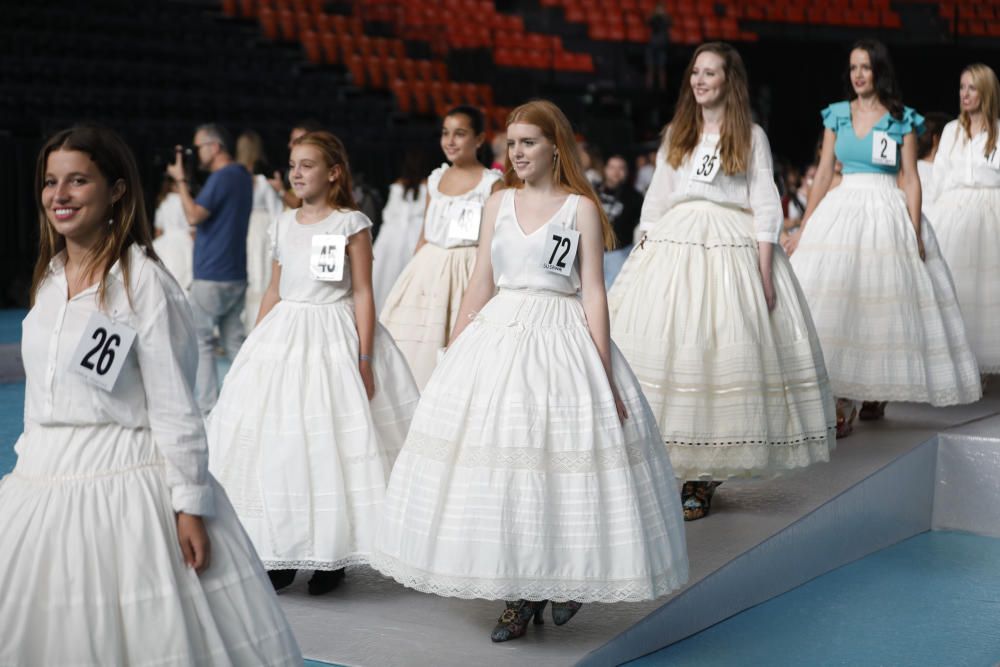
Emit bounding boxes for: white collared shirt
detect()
[22,244,214,516]
[930,119,1000,205]
[638,125,783,243]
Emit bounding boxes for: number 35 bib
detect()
[68,311,137,391]
[690,143,721,183]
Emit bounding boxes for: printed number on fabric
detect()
[987,146,1000,170]
[310,234,347,281]
[68,311,137,391]
[541,225,580,276]
[690,143,721,183]
[447,201,483,241]
[871,131,897,167]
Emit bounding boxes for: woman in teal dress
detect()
[784,40,980,436]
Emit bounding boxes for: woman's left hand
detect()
[176,512,211,575]
[360,359,375,400]
[760,270,777,312]
[612,384,628,424]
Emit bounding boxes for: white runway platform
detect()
[277,388,1000,667]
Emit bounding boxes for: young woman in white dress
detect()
[380,106,502,388]
[929,64,1000,377]
[0,125,301,665]
[151,175,193,290]
[608,42,836,521]
[784,40,981,430]
[237,130,285,329]
[207,131,420,595]
[372,100,688,642]
[372,149,429,312]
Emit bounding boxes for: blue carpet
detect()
[0,309,26,345]
[0,383,24,475]
[629,530,1000,667]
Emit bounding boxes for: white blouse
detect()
[153,192,189,236]
[638,125,783,243]
[22,245,213,516]
[423,164,502,248]
[252,174,285,218]
[930,119,1000,203]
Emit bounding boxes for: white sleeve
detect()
[929,122,957,204]
[638,146,676,232]
[134,262,214,516]
[747,127,783,244]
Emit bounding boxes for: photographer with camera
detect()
[167,123,253,413]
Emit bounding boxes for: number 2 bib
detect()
[541,225,580,276]
[871,130,897,167]
[68,311,137,391]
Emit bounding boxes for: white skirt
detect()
[152,230,193,291]
[372,214,422,314]
[609,201,836,481]
[790,173,981,404]
[379,243,477,389]
[929,187,1000,373]
[371,289,689,603]
[0,423,302,666]
[208,298,420,571]
[244,208,274,330]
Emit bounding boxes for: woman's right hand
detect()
[781,229,800,256]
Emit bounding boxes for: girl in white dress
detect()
[372,100,688,642]
[238,130,286,329]
[207,131,420,595]
[372,151,428,312]
[0,126,301,665]
[784,40,981,428]
[929,64,1000,375]
[151,176,193,290]
[380,106,502,388]
[608,43,836,521]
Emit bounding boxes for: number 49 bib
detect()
[68,311,137,391]
[541,226,580,276]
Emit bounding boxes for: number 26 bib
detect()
[68,311,137,391]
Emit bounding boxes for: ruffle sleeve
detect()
[820,101,852,132]
[874,106,926,143]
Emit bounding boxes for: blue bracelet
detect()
[359,354,371,362]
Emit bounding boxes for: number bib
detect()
[690,143,721,183]
[871,130,897,167]
[310,234,347,281]
[68,311,137,391]
[541,226,581,276]
[447,202,483,242]
[987,146,1000,170]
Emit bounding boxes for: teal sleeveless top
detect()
[821,101,926,175]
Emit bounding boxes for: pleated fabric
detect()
[208,299,419,571]
[790,173,981,404]
[929,187,1000,372]
[372,289,689,603]
[379,243,478,388]
[609,200,836,480]
[0,424,302,667]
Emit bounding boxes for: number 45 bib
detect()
[68,311,137,391]
[310,234,347,281]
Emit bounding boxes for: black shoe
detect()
[490,600,548,642]
[308,568,345,596]
[550,600,583,626]
[268,569,297,591]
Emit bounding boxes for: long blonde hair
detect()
[503,100,615,250]
[959,63,999,157]
[235,130,266,174]
[665,42,753,175]
[31,126,157,308]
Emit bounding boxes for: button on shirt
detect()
[22,245,214,516]
[638,125,783,243]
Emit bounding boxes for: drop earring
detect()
[107,217,114,226]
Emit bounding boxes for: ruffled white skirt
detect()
[929,187,1000,373]
[379,243,478,389]
[790,173,981,404]
[0,423,302,666]
[152,230,193,291]
[371,289,689,603]
[244,208,275,330]
[609,201,836,480]
[208,298,420,571]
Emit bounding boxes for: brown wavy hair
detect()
[503,100,615,249]
[31,125,157,308]
[291,131,358,210]
[664,42,753,175]
[959,63,999,158]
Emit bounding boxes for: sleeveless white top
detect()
[492,189,582,295]
[269,208,373,305]
[424,164,502,249]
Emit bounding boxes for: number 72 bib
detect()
[541,226,581,276]
[68,311,137,391]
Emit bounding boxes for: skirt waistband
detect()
[840,173,899,188]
